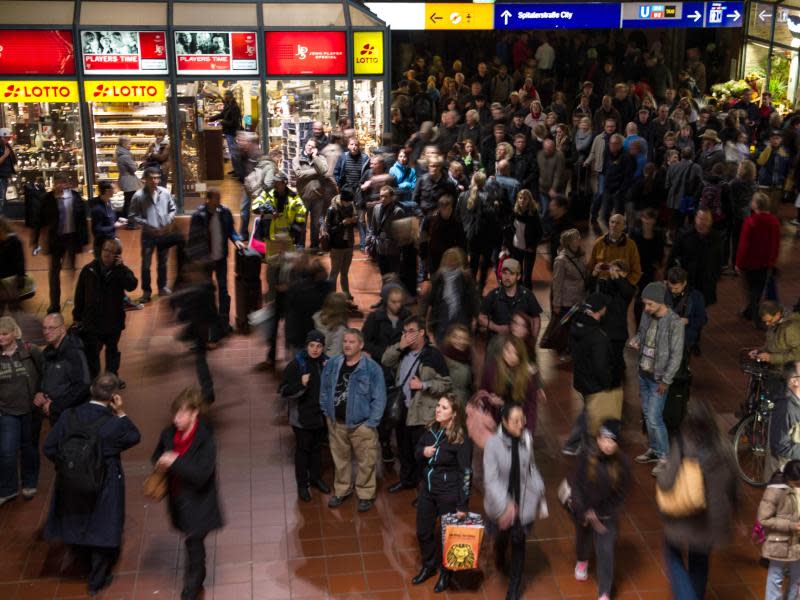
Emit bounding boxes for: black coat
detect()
[73,259,138,335]
[44,402,141,547]
[570,311,613,396]
[0,233,25,280]
[595,276,636,342]
[570,448,630,520]
[284,277,333,349]
[415,425,472,511]
[280,351,327,429]
[36,190,89,254]
[362,307,410,364]
[667,227,723,306]
[423,270,480,343]
[426,213,467,273]
[41,333,91,423]
[152,420,224,535]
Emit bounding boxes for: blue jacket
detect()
[389,161,417,204]
[319,353,386,428]
[187,203,241,261]
[90,199,117,242]
[43,402,141,548]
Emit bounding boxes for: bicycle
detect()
[731,349,777,487]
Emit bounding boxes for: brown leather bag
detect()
[143,469,168,501]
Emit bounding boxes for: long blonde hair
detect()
[495,337,531,403]
[466,171,487,210]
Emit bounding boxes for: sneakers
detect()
[381,445,395,464]
[791,219,800,226]
[635,449,660,464]
[574,561,588,581]
[651,459,668,477]
[0,493,18,506]
[21,488,37,500]
[328,491,353,508]
[357,498,374,513]
[139,293,152,304]
[158,287,172,297]
[561,443,582,457]
[599,595,610,600]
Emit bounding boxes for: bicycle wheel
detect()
[733,415,771,487]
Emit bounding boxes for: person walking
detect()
[43,373,140,597]
[152,388,223,600]
[422,247,480,345]
[411,394,472,593]
[73,238,138,381]
[570,419,630,600]
[657,396,737,600]
[325,189,358,301]
[115,136,139,218]
[506,190,543,290]
[319,329,386,512]
[0,316,43,505]
[551,229,587,357]
[483,403,547,600]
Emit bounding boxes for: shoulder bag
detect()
[383,353,422,427]
[655,438,706,517]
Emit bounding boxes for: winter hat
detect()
[641,281,667,304]
[585,292,611,312]
[305,330,326,345]
[598,419,621,441]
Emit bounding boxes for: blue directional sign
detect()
[494,3,622,30]
[621,2,706,28]
[704,1,743,27]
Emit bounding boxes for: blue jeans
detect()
[357,208,367,250]
[0,412,39,497]
[639,373,669,458]
[239,190,251,240]
[664,543,709,600]
[224,133,240,175]
[766,559,800,600]
[537,191,550,216]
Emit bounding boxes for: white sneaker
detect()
[574,561,589,581]
[0,493,18,506]
[22,488,37,500]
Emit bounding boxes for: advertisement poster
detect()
[265,31,346,76]
[82,31,168,74]
[175,31,258,75]
[0,30,75,75]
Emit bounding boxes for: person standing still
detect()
[115,136,139,219]
[0,128,17,216]
[208,90,242,176]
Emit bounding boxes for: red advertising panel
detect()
[81,31,168,75]
[175,31,257,75]
[0,30,75,75]
[265,31,346,76]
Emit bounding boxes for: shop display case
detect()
[1,102,85,200]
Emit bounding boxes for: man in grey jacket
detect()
[292,139,338,252]
[629,282,684,474]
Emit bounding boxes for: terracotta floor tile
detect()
[326,573,367,595]
[364,569,406,592]
[213,581,253,599]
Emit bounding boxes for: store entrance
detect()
[176,80,261,212]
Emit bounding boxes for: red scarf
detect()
[172,421,198,456]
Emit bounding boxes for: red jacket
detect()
[735,211,781,270]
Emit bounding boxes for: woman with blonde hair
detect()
[311,292,350,356]
[505,189,542,290]
[152,388,223,600]
[495,141,515,165]
[423,247,479,344]
[460,171,497,291]
[0,315,43,504]
[411,394,472,593]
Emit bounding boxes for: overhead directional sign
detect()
[424,3,493,29]
[621,2,705,28]
[704,1,743,27]
[494,3,621,29]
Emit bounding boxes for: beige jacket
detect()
[758,484,800,562]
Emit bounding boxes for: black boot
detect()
[433,569,451,593]
[411,566,437,585]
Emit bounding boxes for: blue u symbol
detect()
[639,6,651,17]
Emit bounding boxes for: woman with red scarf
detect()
[152,388,223,600]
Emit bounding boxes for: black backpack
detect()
[55,410,112,494]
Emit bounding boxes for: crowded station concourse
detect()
[3,7,800,600]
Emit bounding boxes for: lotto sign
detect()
[175,31,258,75]
[0,30,75,75]
[265,31,346,76]
[0,81,79,102]
[353,31,383,75]
[82,31,168,75]
[84,80,165,102]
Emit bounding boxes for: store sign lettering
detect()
[353,32,383,75]
[0,80,79,102]
[84,80,165,102]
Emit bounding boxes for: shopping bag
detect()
[585,387,623,434]
[441,512,485,571]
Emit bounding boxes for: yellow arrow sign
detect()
[424,3,493,29]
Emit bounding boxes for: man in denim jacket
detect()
[320,328,386,512]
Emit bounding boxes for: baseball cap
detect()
[501,258,521,274]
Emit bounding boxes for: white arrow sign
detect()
[500,9,512,25]
[728,9,741,21]
[759,9,771,21]
[688,10,702,22]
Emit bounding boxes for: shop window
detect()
[80,1,167,26]
[173,3,256,27]
[353,80,384,151]
[265,80,347,184]
[262,3,346,27]
[175,80,262,212]
[0,1,74,25]
[774,6,800,48]
[748,3,774,41]
[0,101,86,203]
[744,41,771,83]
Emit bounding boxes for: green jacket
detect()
[382,342,452,426]
[767,313,800,365]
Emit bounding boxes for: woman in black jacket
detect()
[505,190,543,290]
[411,393,472,593]
[570,419,630,600]
[324,190,358,301]
[279,330,331,502]
[152,388,223,600]
[591,259,636,387]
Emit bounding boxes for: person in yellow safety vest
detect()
[251,172,307,255]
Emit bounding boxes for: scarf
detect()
[503,425,521,506]
[441,342,472,365]
[173,421,198,456]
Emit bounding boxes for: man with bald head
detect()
[36,313,90,425]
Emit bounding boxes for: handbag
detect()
[383,354,421,427]
[143,469,168,501]
[441,512,485,571]
[655,440,706,517]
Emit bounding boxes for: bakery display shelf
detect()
[94,123,167,131]
[93,110,167,117]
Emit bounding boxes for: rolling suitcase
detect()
[235,248,263,333]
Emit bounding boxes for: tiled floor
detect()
[0,197,798,599]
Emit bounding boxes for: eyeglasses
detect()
[403,329,419,335]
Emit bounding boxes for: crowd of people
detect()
[2,30,800,600]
